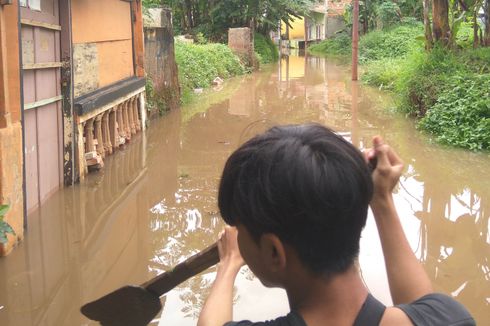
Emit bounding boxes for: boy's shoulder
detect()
[224,293,476,326]
[224,311,306,326]
[394,293,476,326]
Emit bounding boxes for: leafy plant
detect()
[0,205,15,244]
[175,41,246,101]
[358,24,423,63]
[254,33,279,64]
[308,34,352,56]
[418,74,490,150]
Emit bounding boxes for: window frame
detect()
[19,0,41,11]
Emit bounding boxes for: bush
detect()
[254,33,279,64]
[460,47,490,74]
[361,58,404,90]
[375,2,402,29]
[418,74,490,150]
[308,34,352,56]
[395,47,464,116]
[175,41,245,97]
[359,24,423,63]
[308,24,423,62]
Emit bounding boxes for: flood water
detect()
[1,53,489,325]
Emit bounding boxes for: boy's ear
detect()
[259,233,287,272]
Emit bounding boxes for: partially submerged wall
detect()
[228,28,254,67]
[0,1,24,256]
[71,0,134,98]
[144,7,180,114]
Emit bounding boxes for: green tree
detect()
[144,0,312,40]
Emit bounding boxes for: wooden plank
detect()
[21,18,61,31]
[24,95,63,110]
[23,62,63,70]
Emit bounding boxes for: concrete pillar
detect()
[133,96,141,131]
[129,97,136,135]
[102,111,112,155]
[123,101,131,141]
[228,27,254,68]
[94,115,104,158]
[109,109,118,151]
[131,0,145,78]
[0,0,25,256]
[85,119,95,153]
[117,103,126,142]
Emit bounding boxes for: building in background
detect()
[280,0,349,49]
[0,0,146,256]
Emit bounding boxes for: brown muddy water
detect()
[1,53,489,325]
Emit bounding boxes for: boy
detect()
[198,124,475,326]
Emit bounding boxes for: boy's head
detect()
[218,124,373,276]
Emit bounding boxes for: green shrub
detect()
[375,1,402,29]
[455,21,475,49]
[308,34,352,56]
[361,58,404,90]
[418,74,490,150]
[395,47,464,115]
[359,24,423,63]
[0,205,14,244]
[309,24,423,62]
[460,47,490,74]
[175,41,245,97]
[254,33,279,64]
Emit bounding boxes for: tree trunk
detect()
[432,0,451,45]
[424,0,434,49]
[485,0,490,45]
[473,10,479,48]
[185,0,194,30]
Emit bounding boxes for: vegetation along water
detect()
[309,3,490,151]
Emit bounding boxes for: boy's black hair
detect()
[218,124,373,275]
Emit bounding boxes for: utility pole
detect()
[352,0,359,81]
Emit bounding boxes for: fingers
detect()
[372,136,403,170]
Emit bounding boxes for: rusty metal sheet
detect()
[24,110,39,214]
[34,28,57,62]
[35,67,58,100]
[36,103,61,204]
[22,0,62,213]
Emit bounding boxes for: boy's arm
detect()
[198,227,244,326]
[368,137,433,305]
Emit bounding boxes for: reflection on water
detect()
[0,53,488,325]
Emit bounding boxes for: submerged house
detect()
[0,0,146,256]
[281,0,349,48]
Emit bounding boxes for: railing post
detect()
[102,111,112,155]
[117,103,126,143]
[94,115,105,158]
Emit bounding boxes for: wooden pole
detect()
[352,0,359,81]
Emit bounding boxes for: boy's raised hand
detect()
[366,136,404,200]
[218,226,245,270]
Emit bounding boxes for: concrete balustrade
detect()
[78,91,146,177]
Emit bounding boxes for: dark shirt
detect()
[224,293,475,326]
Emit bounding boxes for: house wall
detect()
[282,18,305,40]
[0,0,25,256]
[327,0,350,16]
[71,0,134,98]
